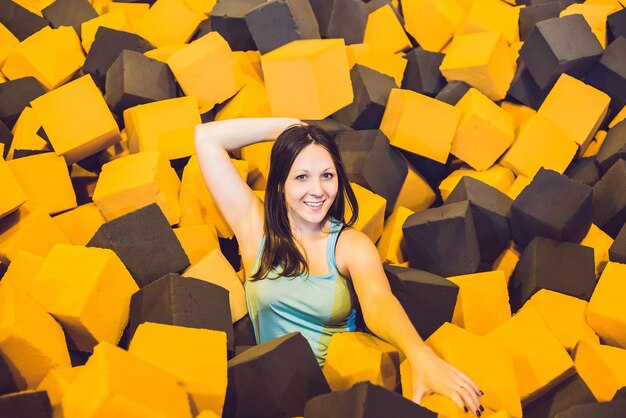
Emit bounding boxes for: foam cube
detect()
[448,270,511,336]
[36,366,81,414]
[167,31,246,112]
[92,150,181,225]
[573,340,626,401]
[560,3,619,48]
[350,46,406,87]
[123,96,200,160]
[435,79,472,105]
[401,47,446,98]
[0,156,25,218]
[492,241,520,283]
[0,390,52,418]
[0,283,71,390]
[519,1,564,41]
[581,223,613,276]
[0,0,48,41]
[0,250,43,293]
[595,119,626,172]
[456,0,520,45]
[345,182,385,243]
[41,0,97,36]
[214,76,272,120]
[183,248,248,323]
[610,223,626,263]
[362,3,411,54]
[439,165,515,201]
[0,22,19,68]
[129,322,227,416]
[587,261,626,349]
[521,374,596,418]
[173,224,219,265]
[240,141,270,191]
[209,0,264,51]
[393,163,436,212]
[500,101,537,130]
[2,26,84,91]
[6,106,50,160]
[135,0,203,48]
[377,206,413,264]
[507,62,551,110]
[380,88,461,164]
[312,0,368,44]
[592,159,626,237]
[565,156,602,186]
[80,9,131,53]
[402,0,465,52]
[61,341,192,418]
[87,204,190,288]
[261,38,353,119]
[52,203,106,246]
[439,31,515,101]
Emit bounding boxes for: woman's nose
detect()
[309,178,323,196]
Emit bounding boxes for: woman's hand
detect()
[409,344,484,416]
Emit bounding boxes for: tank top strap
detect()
[326,219,343,273]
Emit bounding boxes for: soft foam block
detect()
[595,119,626,173]
[586,36,626,114]
[345,182,385,243]
[522,374,596,418]
[209,0,264,51]
[0,156,25,219]
[41,0,97,36]
[0,76,45,130]
[377,206,413,264]
[0,0,48,41]
[174,224,219,265]
[0,390,52,418]
[587,261,626,349]
[135,0,203,48]
[573,340,626,402]
[401,47,446,98]
[52,203,106,246]
[402,0,464,52]
[439,165,515,201]
[609,223,626,263]
[592,159,626,238]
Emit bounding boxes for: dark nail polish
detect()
[476,410,481,417]
[464,406,468,413]
[479,405,484,412]
[479,390,484,396]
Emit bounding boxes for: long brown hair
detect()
[250,124,358,281]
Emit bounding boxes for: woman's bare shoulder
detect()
[336,226,379,276]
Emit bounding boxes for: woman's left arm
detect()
[343,230,484,416]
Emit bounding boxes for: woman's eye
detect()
[295,174,307,181]
[322,172,334,179]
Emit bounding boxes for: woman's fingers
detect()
[454,382,483,416]
[453,368,483,397]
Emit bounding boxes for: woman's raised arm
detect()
[194,118,300,256]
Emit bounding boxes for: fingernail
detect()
[464,406,468,413]
[480,405,484,412]
[479,390,484,396]
[476,410,481,417]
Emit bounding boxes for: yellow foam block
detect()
[451,88,515,171]
[2,26,84,91]
[500,101,536,131]
[52,203,106,246]
[129,322,227,416]
[81,9,132,53]
[36,366,82,410]
[538,74,610,154]
[352,47,406,87]
[261,38,353,119]
[393,164,436,212]
[135,0,204,48]
[486,305,575,403]
[377,206,414,264]
[380,88,461,163]
[0,156,26,219]
[346,43,371,68]
[168,32,246,112]
[182,0,217,15]
[13,0,44,14]
[0,22,19,68]
[143,44,187,63]
[179,156,248,238]
[448,271,511,336]
[91,0,112,14]
[509,41,523,65]
[505,175,530,200]
[173,224,219,265]
[28,244,138,352]
[609,104,626,128]
[587,262,626,349]
[363,4,411,54]
[0,282,71,390]
[573,340,626,401]
[0,250,43,294]
[62,341,192,418]
[92,150,181,225]
[491,242,520,284]
[402,0,465,52]
[30,75,121,165]
[215,76,272,120]
[346,182,386,243]
[499,113,578,178]
[439,165,515,201]
[233,50,263,82]
[456,0,520,45]
[582,129,607,158]
[581,223,613,277]
[420,393,499,417]
[100,131,130,164]
[7,106,51,160]
[7,152,77,215]
[0,204,70,264]
[523,289,599,352]
[561,3,618,47]
[323,332,400,392]
[107,2,150,31]
[124,96,200,159]
[196,411,221,418]
[240,141,272,191]
[426,322,522,417]
[440,31,515,101]
[183,248,247,322]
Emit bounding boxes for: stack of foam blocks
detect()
[0,0,625,416]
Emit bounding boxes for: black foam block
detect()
[445,177,513,261]
[245,0,320,55]
[0,120,12,159]
[218,236,241,272]
[401,48,446,97]
[190,18,211,42]
[608,9,626,43]
[41,0,97,36]
[308,0,332,34]
[0,0,49,41]
[0,355,17,396]
[0,390,52,418]
[127,273,234,353]
[435,80,472,105]
[595,119,626,173]
[210,0,264,51]
[384,264,458,340]
[585,36,626,114]
[511,168,592,247]
[564,156,602,186]
[519,2,565,41]
[523,373,596,418]
[554,398,626,417]
[0,77,46,130]
[614,387,626,400]
[519,14,603,90]
[12,149,50,159]
[201,108,216,124]
[83,27,154,91]
[304,381,436,418]
[509,236,596,312]
[68,350,91,367]
[233,314,257,347]
[609,223,626,263]
[302,119,351,139]
[592,159,626,238]
[332,65,396,130]
[224,332,330,418]
[364,0,404,25]
[321,0,369,45]
[506,61,550,109]
[87,203,190,288]
[104,50,177,119]
[336,129,407,215]
[403,200,480,276]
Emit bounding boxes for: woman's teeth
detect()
[304,201,323,207]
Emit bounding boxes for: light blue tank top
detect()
[243,219,357,367]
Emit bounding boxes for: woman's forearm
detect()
[194,117,300,151]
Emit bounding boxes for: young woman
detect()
[194,118,484,416]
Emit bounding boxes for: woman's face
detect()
[283,143,339,231]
